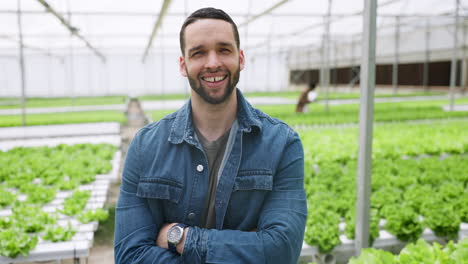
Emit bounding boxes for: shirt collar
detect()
[168,88,262,145]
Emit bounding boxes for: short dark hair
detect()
[179,7,240,55]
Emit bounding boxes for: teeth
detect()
[203,76,225,82]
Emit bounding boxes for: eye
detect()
[191,51,203,58]
[220,48,231,54]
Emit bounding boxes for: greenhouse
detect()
[0,0,467,263]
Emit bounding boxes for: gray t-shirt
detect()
[195,127,230,229]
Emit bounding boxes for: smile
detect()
[201,75,227,83]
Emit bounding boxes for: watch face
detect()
[167,226,183,244]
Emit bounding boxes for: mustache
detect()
[199,68,229,75]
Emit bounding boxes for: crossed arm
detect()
[114,131,307,264]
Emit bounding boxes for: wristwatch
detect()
[167,223,187,254]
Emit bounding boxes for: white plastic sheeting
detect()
[0,0,466,97]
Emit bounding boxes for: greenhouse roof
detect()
[0,0,467,56]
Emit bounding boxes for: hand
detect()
[156,223,174,249]
[156,223,189,255]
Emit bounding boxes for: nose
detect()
[205,51,222,70]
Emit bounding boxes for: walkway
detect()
[2,94,460,115]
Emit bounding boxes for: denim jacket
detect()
[114,90,307,264]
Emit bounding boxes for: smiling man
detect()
[114,7,307,264]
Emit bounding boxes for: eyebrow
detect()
[188,45,204,55]
[187,42,235,55]
[218,42,234,48]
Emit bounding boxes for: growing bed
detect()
[0,143,121,263]
[298,120,468,263]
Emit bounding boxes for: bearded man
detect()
[114,7,307,264]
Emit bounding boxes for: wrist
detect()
[176,227,189,255]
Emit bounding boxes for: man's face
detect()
[179,19,244,105]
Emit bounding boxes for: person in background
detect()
[295,82,317,113]
[114,7,307,264]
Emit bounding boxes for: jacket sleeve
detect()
[181,128,308,264]
[114,131,183,264]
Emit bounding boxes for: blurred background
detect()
[0,1,467,264]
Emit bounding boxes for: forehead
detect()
[183,18,236,50]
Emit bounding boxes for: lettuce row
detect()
[348,238,468,264]
[0,143,117,258]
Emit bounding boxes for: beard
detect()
[187,66,240,105]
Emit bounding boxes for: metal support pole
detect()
[183,0,189,98]
[355,0,377,256]
[392,16,399,95]
[161,27,166,96]
[243,0,252,92]
[143,54,148,94]
[323,0,332,112]
[66,0,75,105]
[423,18,430,91]
[350,35,356,89]
[334,41,338,90]
[266,16,273,92]
[449,0,459,111]
[47,46,52,95]
[99,60,105,96]
[320,43,324,91]
[87,54,92,95]
[17,0,27,126]
[307,48,312,84]
[103,60,109,95]
[266,42,271,92]
[125,56,129,96]
[461,19,467,94]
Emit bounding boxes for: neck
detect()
[191,90,237,141]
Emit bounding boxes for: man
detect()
[114,7,307,264]
[295,82,317,113]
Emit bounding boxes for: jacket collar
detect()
[168,88,262,145]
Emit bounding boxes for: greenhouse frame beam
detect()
[246,0,399,50]
[238,0,290,27]
[287,0,399,37]
[0,35,64,61]
[355,0,377,255]
[2,9,467,18]
[35,0,106,63]
[141,0,172,63]
[2,32,323,39]
[0,9,360,17]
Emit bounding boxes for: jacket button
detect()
[196,164,204,172]
[188,212,196,219]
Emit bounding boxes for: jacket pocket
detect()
[136,178,182,204]
[225,170,273,229]
[233,170,273,191]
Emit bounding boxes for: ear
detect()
[179,56,187,77]
[239,49,245,71]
